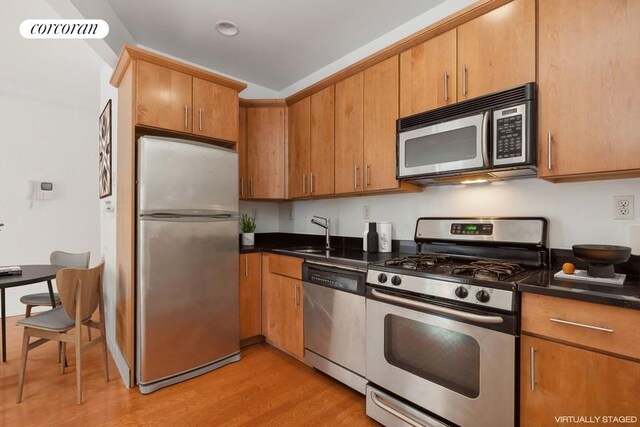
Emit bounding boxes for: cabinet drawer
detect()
[268,254,303,280]
[522,293,640,360]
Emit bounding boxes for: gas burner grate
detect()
[384,255,448,270]
[452,260,524,281]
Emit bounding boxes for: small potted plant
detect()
[240,214,256,246]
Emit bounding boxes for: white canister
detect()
[363,222,369,251]
[378,222,392,253]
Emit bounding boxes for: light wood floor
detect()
[0,315,377,426]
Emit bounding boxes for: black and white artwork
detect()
[99,99,112,198]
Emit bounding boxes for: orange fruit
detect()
[562,262,576,274]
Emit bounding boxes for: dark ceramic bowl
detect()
[572,244,631,265]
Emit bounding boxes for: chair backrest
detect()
[50,251,90,269]
[56,262,105,321]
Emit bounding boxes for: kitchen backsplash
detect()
[241,177,640,252]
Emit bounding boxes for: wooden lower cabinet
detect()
[239,253,262,341]
[520,335,640,426]
[261,254,304,359]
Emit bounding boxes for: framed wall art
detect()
[99,99,112,198]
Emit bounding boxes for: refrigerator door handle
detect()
[141,213,239,221]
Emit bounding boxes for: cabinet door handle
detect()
[244,257,248,277]
[529,346,536,392]
[462,64,468,96]
[184,105,188,129]
[310,173,314,194]
[549,318,613,333]
[443,70,449,102]
[366,164,371,187]
[249,178,254,197]
[547,131,552,170]
[354,165,359,190]
[199,108,202,131]
[294,285,300,307]
[240,177,244,197]
[302,174,307,194]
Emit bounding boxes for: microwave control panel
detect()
[493,103,527,166]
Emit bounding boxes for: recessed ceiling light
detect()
[216,20,239,37]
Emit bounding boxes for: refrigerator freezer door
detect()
[137,216,239,385]
[138,136,238,215]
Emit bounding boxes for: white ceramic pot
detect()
[242,232,255,246]
[378,221,392,253]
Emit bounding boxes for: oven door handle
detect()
[370,391,429,427]
[371,289,504,324]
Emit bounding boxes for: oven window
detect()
[384,314,480,398]
[404,126,477,167]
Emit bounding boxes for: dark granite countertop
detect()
[272,247,401,269]
[518,249,640,310]
[239,233,414,268]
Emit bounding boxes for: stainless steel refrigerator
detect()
[136,136,239,394]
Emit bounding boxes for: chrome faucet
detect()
[311,216,331,249]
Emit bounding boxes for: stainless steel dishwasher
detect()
[303,261,367,394]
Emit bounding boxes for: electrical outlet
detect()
[613,195,634,220]
[251,208,258,219]
[363,205,371,220]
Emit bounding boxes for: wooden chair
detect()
[21,251,92,343]
[20,251,91,317]
[16,262,109,405]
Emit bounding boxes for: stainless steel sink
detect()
[283,246,336,254]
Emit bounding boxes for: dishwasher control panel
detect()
[303,262,366,295]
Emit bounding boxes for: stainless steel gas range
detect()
[365,217,548,427]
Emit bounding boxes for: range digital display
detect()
[451,223,493,236]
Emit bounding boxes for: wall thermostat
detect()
[29,181,55,200]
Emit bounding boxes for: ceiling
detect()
[104,0,446,91]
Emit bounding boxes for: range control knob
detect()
[378,273,388,283]
[391,275,402,286]
[476,290,491,303]
[455,286,469,299]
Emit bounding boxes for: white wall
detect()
[239,201,280,233]
[279,178,640,251]
[0,0,103,316]
[98,64,130,387]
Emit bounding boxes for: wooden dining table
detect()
[0,265,62,362]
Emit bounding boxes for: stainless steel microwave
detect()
[397,83,537,184]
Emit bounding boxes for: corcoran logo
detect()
[19,19,109,39]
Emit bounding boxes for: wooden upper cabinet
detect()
[335,72,364,194]
[288,97,311,199]
[247,107,286,199]
[538,0,640,180]
[310,86,335,196]
[457,0,535,101]
[400,29,457,117]
[364,56,400,192]
[136,60,193,133]
[114,45,245,142]
[238,106,248,199]
[192,77,239,142]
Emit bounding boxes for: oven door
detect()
[366,289,515,427]
[397,111,489,179]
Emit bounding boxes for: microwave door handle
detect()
[481,111,490,166]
